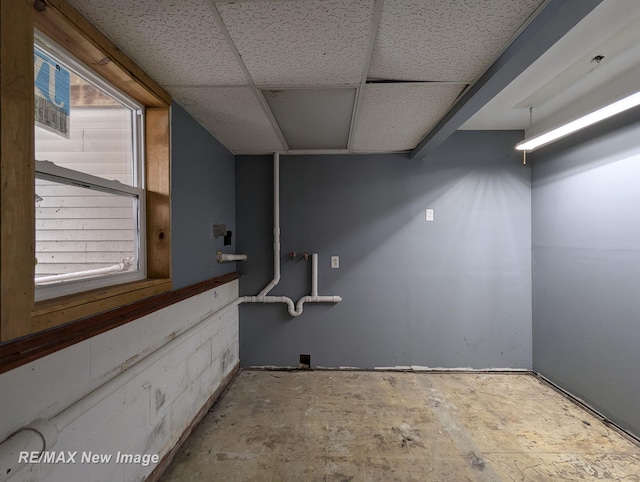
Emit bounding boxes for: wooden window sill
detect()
[32,278,173,333]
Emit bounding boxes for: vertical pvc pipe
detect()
[242,153,341,315]
[273,152,280,284]
[311,253,318,297]
[257,152,281,297]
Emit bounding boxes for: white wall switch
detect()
[331,256,339,269]
[426,209,434,221]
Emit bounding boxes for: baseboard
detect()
[146,362,240,482]
[247,365,532,374]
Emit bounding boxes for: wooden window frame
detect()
[1,0,172,341]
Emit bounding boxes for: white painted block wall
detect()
[0,280,239,482]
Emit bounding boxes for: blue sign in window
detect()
[34,49,70,137]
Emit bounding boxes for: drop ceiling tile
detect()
[263,88,356,149]
[217,0,374,86]
[67,0,246,86]
[170,86,284,154]
[351,83,466,152]
[369,0,544,82]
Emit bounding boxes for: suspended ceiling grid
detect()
[67,0,545,155]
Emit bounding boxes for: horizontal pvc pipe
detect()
[35,258,132,284]
[295,295,343,315]
[216,252,248,263]
[241,294,342,317]
[241,296,296,316]
[54,298,241,432]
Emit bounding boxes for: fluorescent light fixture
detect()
[516,90,640,151]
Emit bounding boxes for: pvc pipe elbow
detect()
[257,280,278,297]
[282,297,300,316]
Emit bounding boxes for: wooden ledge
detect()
[0,272,240,374]
[32,278,173,332]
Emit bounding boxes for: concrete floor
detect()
[160,370,640,481]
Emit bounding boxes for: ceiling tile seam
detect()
[253,89,293,152]
[204,0,289,150]
[285,149,350,155]
[164,85,253,89]
[364,81,471,86]
[345,86,359,154]
[212,0,281,2]
[347,0,385,152]
[258,84,362,90]
[164,84,363,90]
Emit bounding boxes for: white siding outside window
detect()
[34,41,144,300]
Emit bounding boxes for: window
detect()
[1,0,172,341]
[34,38,146,300]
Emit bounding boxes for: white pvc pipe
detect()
[295,295,343,315]
[35,258,132,284]
[241,251,342,317]
[0,297,242,481]
[311,253,318,297]
[241,152,341,316]
[242,295,296,316]
[0,429,47,482]
[242,294,342,318]
[257,152,280,297]
[216,252,248,263]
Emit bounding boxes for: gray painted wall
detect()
[171,102,236,289]
[236,131,532,369]
[532,107,640,437]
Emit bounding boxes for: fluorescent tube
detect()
[516,90,640,151]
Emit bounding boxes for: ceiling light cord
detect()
[522,105,532,165]
[529,105,533,127]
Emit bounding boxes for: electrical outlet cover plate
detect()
[426,209,434,221]
[331,256,339,268]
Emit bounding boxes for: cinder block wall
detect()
[0,281,239,482]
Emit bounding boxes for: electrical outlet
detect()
[331,256,339,269]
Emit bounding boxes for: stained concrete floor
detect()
[160,370,640,481]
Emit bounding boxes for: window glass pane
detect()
[34,47,135,186]
[35,178,139,285]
